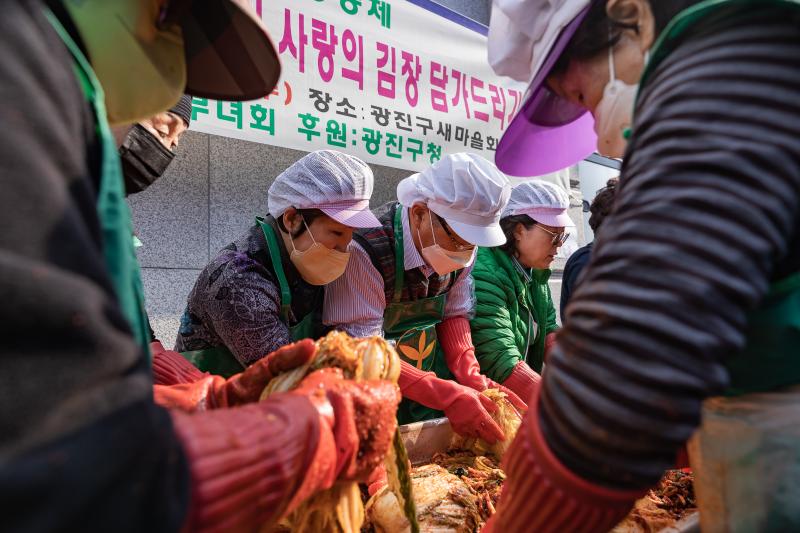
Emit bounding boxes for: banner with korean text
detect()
[189,0,527,172]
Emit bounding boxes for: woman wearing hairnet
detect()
[325,152,527,446]
[0,3,399,531]
[163,150,382,378]
[483,0,800,531]
[469,180,573,402]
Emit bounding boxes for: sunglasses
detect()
[434,213,475,252]
[535,224,569,246]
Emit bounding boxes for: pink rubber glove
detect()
[544,331,558,364]
[437,316,491,391]
[150,340,205,385]
[437,317,527,411]
[501,361,541,406]
[482,381,644,533]
[399,360,505,443]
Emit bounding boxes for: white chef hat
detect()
[503,179,574,227]
[397,153,512,247]
[268,150,380,228]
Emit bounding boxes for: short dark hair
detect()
[552,0,703,75]
[589,178,619,232]
[276,208,325,238]
[499,214,537,257]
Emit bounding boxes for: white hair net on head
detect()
[268,150,380,228]
[503,179,574,227]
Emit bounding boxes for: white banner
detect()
[189,0,527,171]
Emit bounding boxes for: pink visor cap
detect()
[267,150,381,228]
[316,199,380,228]
[515,207,575,228]
[489,2,597,177]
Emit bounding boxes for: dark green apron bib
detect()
[181,217,318,378]
[382,207,455,424]
[633,0,800,396]
[46,10,151,354]
[726,272,800,395]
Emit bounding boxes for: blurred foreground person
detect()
[0,2,398,532]
[485,0,800,531]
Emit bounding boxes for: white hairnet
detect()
[268,150,380,228]
[504,179,574,227]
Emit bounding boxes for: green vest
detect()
[633,0,800,396]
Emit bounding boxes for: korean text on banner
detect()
[189,0,528,172]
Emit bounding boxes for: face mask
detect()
[288,218,351,285]
[593,44,649,158]
[65,0,186,125]
[418,210,475,276]
[119,124,176,196]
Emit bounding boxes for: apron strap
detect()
[392,204,405,303]
[45,7,151,352]
[256,217,293,323]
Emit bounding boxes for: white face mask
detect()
[418,210,475,276]
[593,44,649,158]
[288,218,350,285]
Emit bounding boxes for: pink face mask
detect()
[417,210,474,275]
[288,218,350,285]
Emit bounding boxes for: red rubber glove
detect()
[153,339,316,412]
[172,368,400,533]
[544,331,558,364]
[482,382,644,533]
[437,317,527,411]
[437,316,491,391]
[151,341,205,385]
[501,361,541,406]
[399,360,505,443]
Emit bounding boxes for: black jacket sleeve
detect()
[560,243,592,321]
[540,4,800,490]
[0,3,189,531]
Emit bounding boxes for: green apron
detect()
[727,272,800,395]
[181,216,318,377]
[634,1,800,528]
[382,207,455,424]
[46,9,151,353]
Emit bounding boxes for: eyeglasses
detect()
[434,213,475,252]
[535,224,569,246]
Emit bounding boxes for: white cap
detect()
[503,179,575,227]
[488,0,591,84]
[268,150,380,228]
[397,153,512,247]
